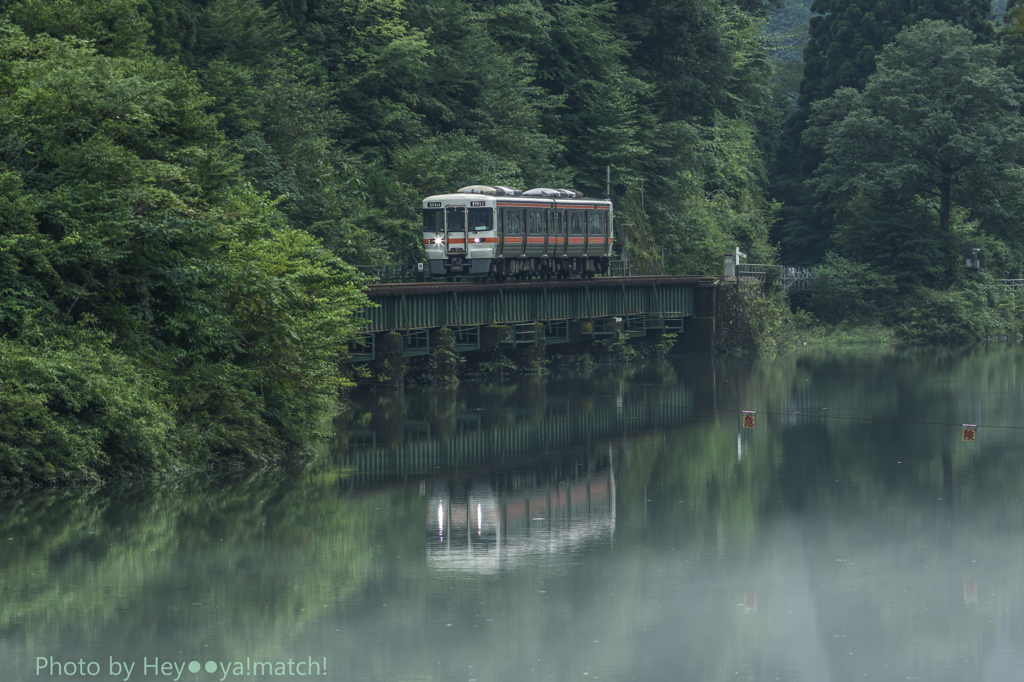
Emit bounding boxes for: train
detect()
[422,185,614,279]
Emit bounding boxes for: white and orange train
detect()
[422,185,614,279]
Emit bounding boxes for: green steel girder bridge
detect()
[349,275,716,361]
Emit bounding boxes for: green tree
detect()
[192,0,391,263]
[0,18,370,484]
[773,0,994,263]
[806,20,1024,282]
[5,0,153,57]
[519,0,644,191]
[306,0,432,155]
[617,2,778,275]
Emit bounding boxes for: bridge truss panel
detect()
[359,280,696,332]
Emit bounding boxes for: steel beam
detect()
[358,276,699,332]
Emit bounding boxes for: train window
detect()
[569,212,583,235]
[423,209,443,233]
[527,210,544,234]
[468,208,492,231]
[588,212,604,235]
[445,206,466,231]
[504,209,522,234]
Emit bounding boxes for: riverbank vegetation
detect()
[4,0,1024,484]
[734,265,1024,354]
[738,253,1024,352]
[768,13,1024,344]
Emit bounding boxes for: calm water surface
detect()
[3,346,1024,682]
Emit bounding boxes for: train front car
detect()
[422,185,614,280]
[422,186,504,279]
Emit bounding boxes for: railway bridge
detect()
[349,276,719,373]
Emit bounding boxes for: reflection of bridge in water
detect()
[343,384,694,485]
[427,464,615,573]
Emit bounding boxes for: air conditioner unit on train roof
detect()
[523,188,582,198]
[457,185,522,196]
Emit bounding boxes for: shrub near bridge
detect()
[806,256,1024,343]
[810,255,900,325]
[893,280,1024,343]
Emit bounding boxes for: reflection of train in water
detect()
[426,467,615,573]
[422,185,614,280]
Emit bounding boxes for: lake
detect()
[3,344,1024,682]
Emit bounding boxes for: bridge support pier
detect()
[513,323,546,369]
[713,282,756,354]
[566,320,593,352]
[480,325,509,355]
[371,331,404,388]
[678,282,716,353]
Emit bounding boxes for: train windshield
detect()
[423,208,443,233]
[468,208,492,231]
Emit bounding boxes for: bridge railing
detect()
[1002,279,1024,291]
[737,264,817,292]
[603,261,664,278]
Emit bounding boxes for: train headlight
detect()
[434,237,443,245]
[473,237,480,243]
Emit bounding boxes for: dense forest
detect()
[2,0,1024,484]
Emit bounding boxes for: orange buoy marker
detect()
[742,411,757,429]
[962,424,978,442]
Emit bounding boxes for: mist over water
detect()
[3,345,1024,682]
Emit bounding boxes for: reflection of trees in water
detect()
[610,345,1024,682]
[620,345,1024,553]
[6,348,1024,681]
[0,468,420,665]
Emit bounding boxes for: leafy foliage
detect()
[17,0,1023,482]
[773,0,997,263]
[810,253,899,323]
[0,18,370,485]
[807,21,1024,285]
[0,324,178,486]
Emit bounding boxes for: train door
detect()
[586,211,605,256]
[550,209,565,257]
[567,210,584,257]
[444,206,466,256]
[600,209,611,254]
[542,208,550,257]
[542,201,557,257]
[582,211,590,255]
[496,208,504,257]
[501,207,526,257]
[525,208,545,258]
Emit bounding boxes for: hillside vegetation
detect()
[0,0,782,485]
[4,0,1024,484]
